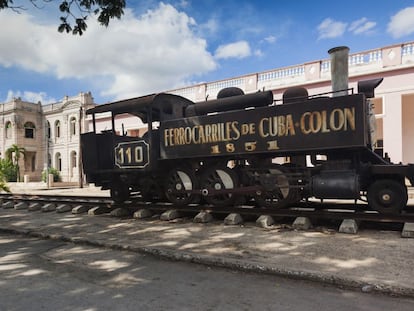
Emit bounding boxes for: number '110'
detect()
[117,146,144,164]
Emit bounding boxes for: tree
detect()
[41,167,61,182]
[5,144,25,182]
[0,171,11,192]
[0,159,12,192]
[0,0,126,35]
[0,158,18,182]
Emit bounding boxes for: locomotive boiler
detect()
[81,47,414,214]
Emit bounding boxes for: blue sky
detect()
[0,0,414,104]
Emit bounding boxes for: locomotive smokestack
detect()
[328,46,349,97]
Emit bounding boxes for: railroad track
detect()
[1,193,414,226]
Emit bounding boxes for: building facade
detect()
[0,92,95,182]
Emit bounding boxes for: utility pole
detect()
[78,106,84,188]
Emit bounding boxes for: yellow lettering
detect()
[286,114,295,135]
[330,109,344,131]
[226,143,235,153]
[267,140,279,150]
[300,112,311,135]
[231,121,240,140]
[211,145,220,154]
[245,142,257,152]
[321,110,330,133]
[135,146,143,163]
[259,118,268,138]
[344,107,355,130]
[241,123,249,135]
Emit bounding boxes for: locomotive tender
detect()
[81,47,414,214]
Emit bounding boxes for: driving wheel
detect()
[200,166,239,207]
[164,168,198,206]
[254,166,292,208]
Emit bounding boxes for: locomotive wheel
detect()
[200,167,239,207]
[164,168,199,206]
[254,166,292,209]
[110,182,130,203]
[367,179,407,214]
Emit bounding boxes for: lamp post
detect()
[78,107,83,188]
[46,130,50,188]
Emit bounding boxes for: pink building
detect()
[168,42,414,164]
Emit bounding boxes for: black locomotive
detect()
[81,47,414,214]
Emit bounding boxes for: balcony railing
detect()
[169,41,414,100]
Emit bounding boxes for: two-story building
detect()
[0,92,94,182]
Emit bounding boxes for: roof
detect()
[86,93,194,122]
[86,94,156,115]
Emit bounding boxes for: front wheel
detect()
[367,179,407,214]
[164,168,199,206]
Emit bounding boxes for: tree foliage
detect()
[5,144,25,182]
[42,167,61,182]
[0,159,16,190]
[0,0,126,35]
[0,173,11,192]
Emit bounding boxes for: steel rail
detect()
[122,199,414,223]
[2,193,414,224]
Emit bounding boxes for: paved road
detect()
[1,233,413,311]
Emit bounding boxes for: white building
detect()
[0,92,95,182]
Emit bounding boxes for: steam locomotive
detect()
[81,47,414,214]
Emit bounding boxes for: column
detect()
[382,93,403,163]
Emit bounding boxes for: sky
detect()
[1,0,414,105]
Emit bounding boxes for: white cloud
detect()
[264,35,277,44]
[349,17,376,35]
[214,41,251,59]
[387,7,414,38]
[6,90,57,104]
[254,49,263,57]
[317,18,347,39]
[200,18,219,35]
[0,3,217,100]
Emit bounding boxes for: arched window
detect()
[55,152,62,171]
[46,121,51,139]
[5,121,12,139]
[70,117,76,136]
[24,121,36,139]
[55,120,61,138]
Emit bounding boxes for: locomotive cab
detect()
[81,93,193,202]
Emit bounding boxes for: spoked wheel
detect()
[367,179,407,214]
[110,182,130,203]
[200,167,239,207]
[254,166,294,208]
[164,168,199,206]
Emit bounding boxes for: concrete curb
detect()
[1,226,413,298]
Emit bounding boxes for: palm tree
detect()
[5,144,25,182]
